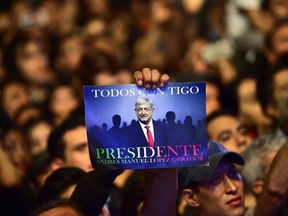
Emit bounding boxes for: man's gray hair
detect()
[135,96,153,108]
[241,134,288,194]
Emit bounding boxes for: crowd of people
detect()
[1,0,288,215]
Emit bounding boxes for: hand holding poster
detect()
[83,82,208,169]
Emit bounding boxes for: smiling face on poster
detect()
[83,82,208,170]
[134,97,154,125]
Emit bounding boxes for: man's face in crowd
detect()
[63,126,93,172]
[183,158,245,216]
[207,115,253,154]
[135,102,154,124]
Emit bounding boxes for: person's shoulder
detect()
[124,121,140,131]
[153,120,168,128]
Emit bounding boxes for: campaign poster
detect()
[83,82,208,170]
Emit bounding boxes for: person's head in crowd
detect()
[6,0,30,30]
[116,69,133,84]
[0,5,14,44]
[0,79,30,121]
[1,126,31,178]
[241,134,287,205]
[102,123,108,131]
[207,110,254,154]
[47,115,93,172]
[181,141,245,216]
[131,1,184,74]
[176,73,222,116]
[80,0,111,22]
[40,0,81,36]
[134,97,154,125]
[184,115,194,126]
[14,103,44,127]
[10,1,51,38]
[77,48,119,86]
[24,118,53,156]
[89,67,132,86]
[263,0,288,23]
[4,33,53,85]
[150,0,174,25]
[53,32,85,75]
[3,33,54,103]
[180,37,210,74]
[31,198,84,216]
[264,18,288,64]
[180,36,238,86]
[82,17,107,39]
[257,55,288,135]
[197,119,203,128]
[112,114,121,128]
[166,111,176,125]
[46,82,81,126]
[234,74,272,135]
[36,167,86,206]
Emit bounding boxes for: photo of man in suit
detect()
[122,96,170,149]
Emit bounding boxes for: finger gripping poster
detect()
[83,82,208,170]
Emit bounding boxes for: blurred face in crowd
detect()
[49,85,79,125]
[117,69,133,84]
[84,0,109,17]
[151,1,171,24]
[206,83,221,116]
[267,0,288,19]
[16,40,50,85]
[237,78,272,128]
[28,121,53,155]
[207,115,253,154]
[1,128,31,177]
[62,126,93,172]
[55,36,84,72]
[271,69,288,134]
[184,38,209,72]
[135,102,154,124]
[270,24,288,59]
[93,71,118,85]
[93,70,132,85]
[183,158,245,216]
[1,81,30,119]
[84,18,106,37]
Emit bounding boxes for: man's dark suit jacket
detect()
[122,120,170,148]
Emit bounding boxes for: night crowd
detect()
[1,0,288,215]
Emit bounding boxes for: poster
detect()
[83,82,208,170]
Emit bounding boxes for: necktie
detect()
[145,125,154,148]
